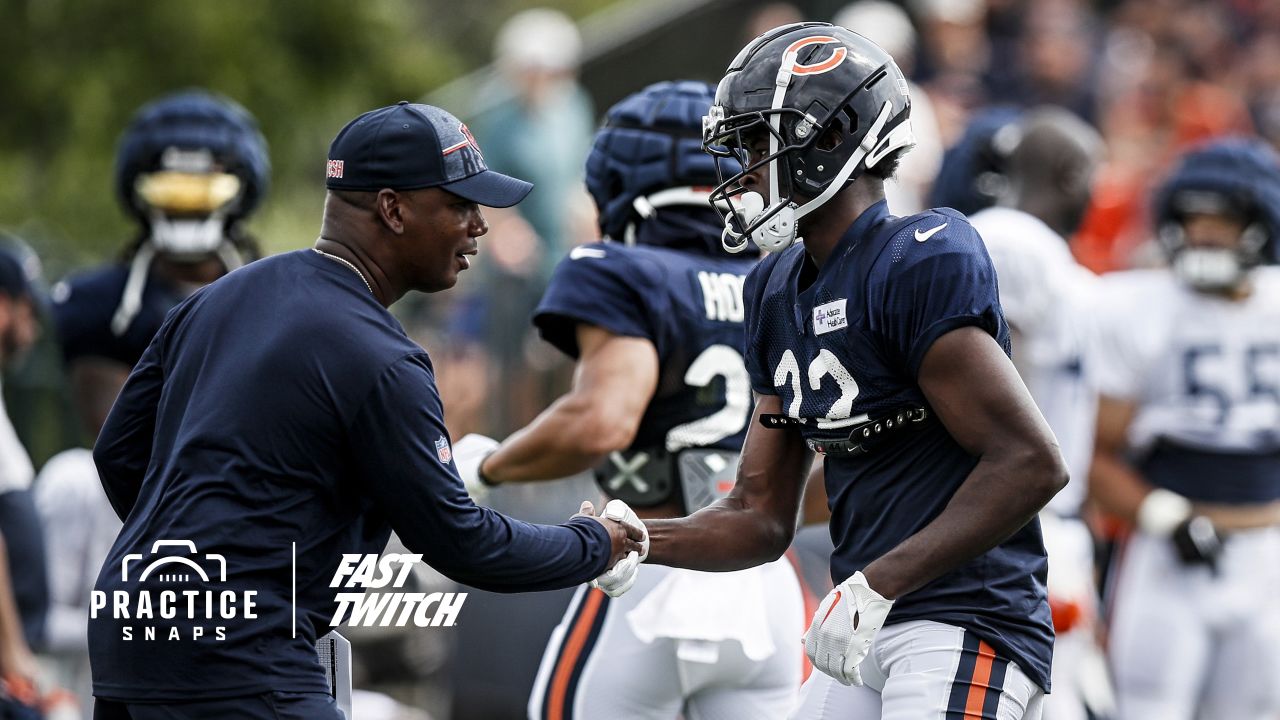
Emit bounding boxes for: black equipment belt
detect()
[760,406,931,455]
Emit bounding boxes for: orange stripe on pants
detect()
[546,588,605,720]
[784,549,819,683]
[963,640,998,719]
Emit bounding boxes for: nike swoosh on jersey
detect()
[569,246,607,260]
[914,223,948,242]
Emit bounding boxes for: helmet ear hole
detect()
[816,114,847,152]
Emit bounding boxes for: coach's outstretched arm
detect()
[352,353,642,593]
[645,392,814,571]
[858,326,1067,599]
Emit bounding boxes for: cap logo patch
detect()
[784,35,847,76]
[443,123,484,158]
[326,159,344,179]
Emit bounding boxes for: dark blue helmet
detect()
[703,23,915,253]
[115,89,270,228]
[585,80,745,255]
[1154,137,1280,287]
[927,106,1022,216]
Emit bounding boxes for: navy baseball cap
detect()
[0,238,46,312]
[325,101,533,208]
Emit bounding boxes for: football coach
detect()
[88,102,644,720]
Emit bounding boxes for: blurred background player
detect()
[52,88,269,443]
[1090,137,1280,720]
[0,240,48,654]
[647,23,1065,719]
[0,240,49,718]
[457,80,803,720]
[967,107,1115,720]
[37,89,269,713]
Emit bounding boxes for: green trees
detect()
[0,0,467,270]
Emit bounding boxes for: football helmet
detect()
[116,89,270,259]
[927,106,1022,216]
[1154,137,1280,291]
[110,89,269,336]
[702,22,914,253]
[585,80,746,255]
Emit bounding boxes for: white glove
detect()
[590,499,649,598]
[452,434,499,502]
[804,571,894,686]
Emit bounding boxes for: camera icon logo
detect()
[121,540,227,583]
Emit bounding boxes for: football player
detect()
[639,24,1067,718]
[969,107,1114,720]
[52,88,269,443]
[456,80,804,720]
[1090,137,1280,720]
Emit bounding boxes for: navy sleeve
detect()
[532,244,665,358]
[350,354,612,592]
[742,255,779,395]
[92,329,166,520]
[869,214,1008,378]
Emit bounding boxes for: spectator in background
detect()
[467,9,596,437]
[910,0,990,145]
[1075,0,1253,271]
[835,0,943,214]
[471,8,593,285]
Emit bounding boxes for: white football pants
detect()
[528,559,804,720]
[789,620,1045,720]
[1108,526,1280,720]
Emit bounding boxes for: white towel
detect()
[625,563,779,661]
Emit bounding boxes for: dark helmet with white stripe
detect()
[703,22,914,253]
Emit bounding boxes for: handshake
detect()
[452,434,649,597]
[577,498,649,597]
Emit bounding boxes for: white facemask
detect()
[1173,248,1245,291]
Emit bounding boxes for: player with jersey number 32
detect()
[635,23,1067,720]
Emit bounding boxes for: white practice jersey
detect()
[1092,266,1280,503]
[0,378,34,493]
[973,207,1098,515]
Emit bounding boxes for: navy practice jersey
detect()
[535,242,759,454]
[52,261,187,367]
[743,201,1053,691]
[89,250,612,701]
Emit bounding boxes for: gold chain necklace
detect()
[312,247,373,295]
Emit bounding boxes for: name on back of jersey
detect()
[697,271,746,322]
